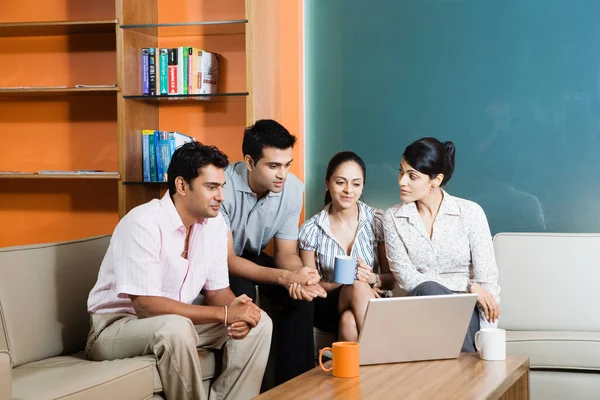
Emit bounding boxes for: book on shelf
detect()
[148,48,157,96]
[142,48,149,95]
[141,47,220,97]
[142,131,195,182]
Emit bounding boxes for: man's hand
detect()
[227,321,252,340]
[228,295,262,327]
[287,282,327,301]
[284,266,321,287]
[469,282,500,322]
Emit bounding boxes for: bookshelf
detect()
[0,0,120,247]
[0,0,301,246]
[116,0,259,216]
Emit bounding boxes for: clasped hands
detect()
[287,266,327,301]
[226,294,261,340]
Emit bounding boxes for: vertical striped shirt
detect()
[299,201,384,282]
[87,192,230,315]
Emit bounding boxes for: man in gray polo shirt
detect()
[220,119,326,388]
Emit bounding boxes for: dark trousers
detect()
[229,251,315,389]
[406,281,480,353]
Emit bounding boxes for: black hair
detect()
[167,141,229,196]
[402,137,456,186]
[324,151,367,206]
[242,119,297,163]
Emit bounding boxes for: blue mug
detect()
[333,255,357,284]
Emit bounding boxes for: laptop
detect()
[358,293,478,365]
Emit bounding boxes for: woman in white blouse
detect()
[299,152,396,342]
[383,138,500,352]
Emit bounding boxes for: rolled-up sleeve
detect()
[465,203,501,328]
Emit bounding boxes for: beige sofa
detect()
[495,232,600,400]
[0,235,215,400]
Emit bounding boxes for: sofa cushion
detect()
[495,233,600,332]
[0,236,111,367]
[12,349,215,400]
[12,352,155,400]
[506,331,600,370]
[530,370,600,400]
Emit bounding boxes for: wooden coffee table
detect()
[254,353,529,399]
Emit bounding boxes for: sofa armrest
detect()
[0,351,11,400]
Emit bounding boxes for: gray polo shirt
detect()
[220,161,304,256]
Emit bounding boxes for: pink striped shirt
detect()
[88,192,230,315]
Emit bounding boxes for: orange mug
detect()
[319,341,360,378]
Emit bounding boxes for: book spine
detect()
[192,49,202,94]
[154,131,163,181]
[177,46,184,95]
[141,130,152,181]
[148,48,156,96]
[168,48,178,95]
[159,49,169,95]
[188,47,194,94]
[182,46,189,95]
[169,131,176,157]
[142,48,149,95]
[148,131,157,181]
[155,48,160,95]
[159,131,171,181]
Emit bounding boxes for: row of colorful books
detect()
[142,130,194,182]
[142,47,220,96]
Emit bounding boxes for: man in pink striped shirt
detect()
[86,142,272,400]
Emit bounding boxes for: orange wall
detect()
[0,0,119,247]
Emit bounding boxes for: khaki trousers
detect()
[85,311,272,400]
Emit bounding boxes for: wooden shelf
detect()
[0,87,119,97]
[0,19,118,37]
[0,173,121,179]
[122,181,167,185]
[119,20,247,37]
[123,92,248,101]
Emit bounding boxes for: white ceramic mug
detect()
[475,328,506,361]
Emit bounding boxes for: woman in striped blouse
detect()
[298,151,396,342]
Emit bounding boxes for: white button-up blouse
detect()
[382,190,500,328]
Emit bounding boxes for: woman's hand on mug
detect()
[469,282,500,322]
[356,258,373,283]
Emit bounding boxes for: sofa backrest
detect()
[0,235,110,367]
[495,232,600,332]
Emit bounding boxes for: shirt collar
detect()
[316,201,370,233]
[394,189,461,219]
[233,161,282,198]
[160,192,207,233]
